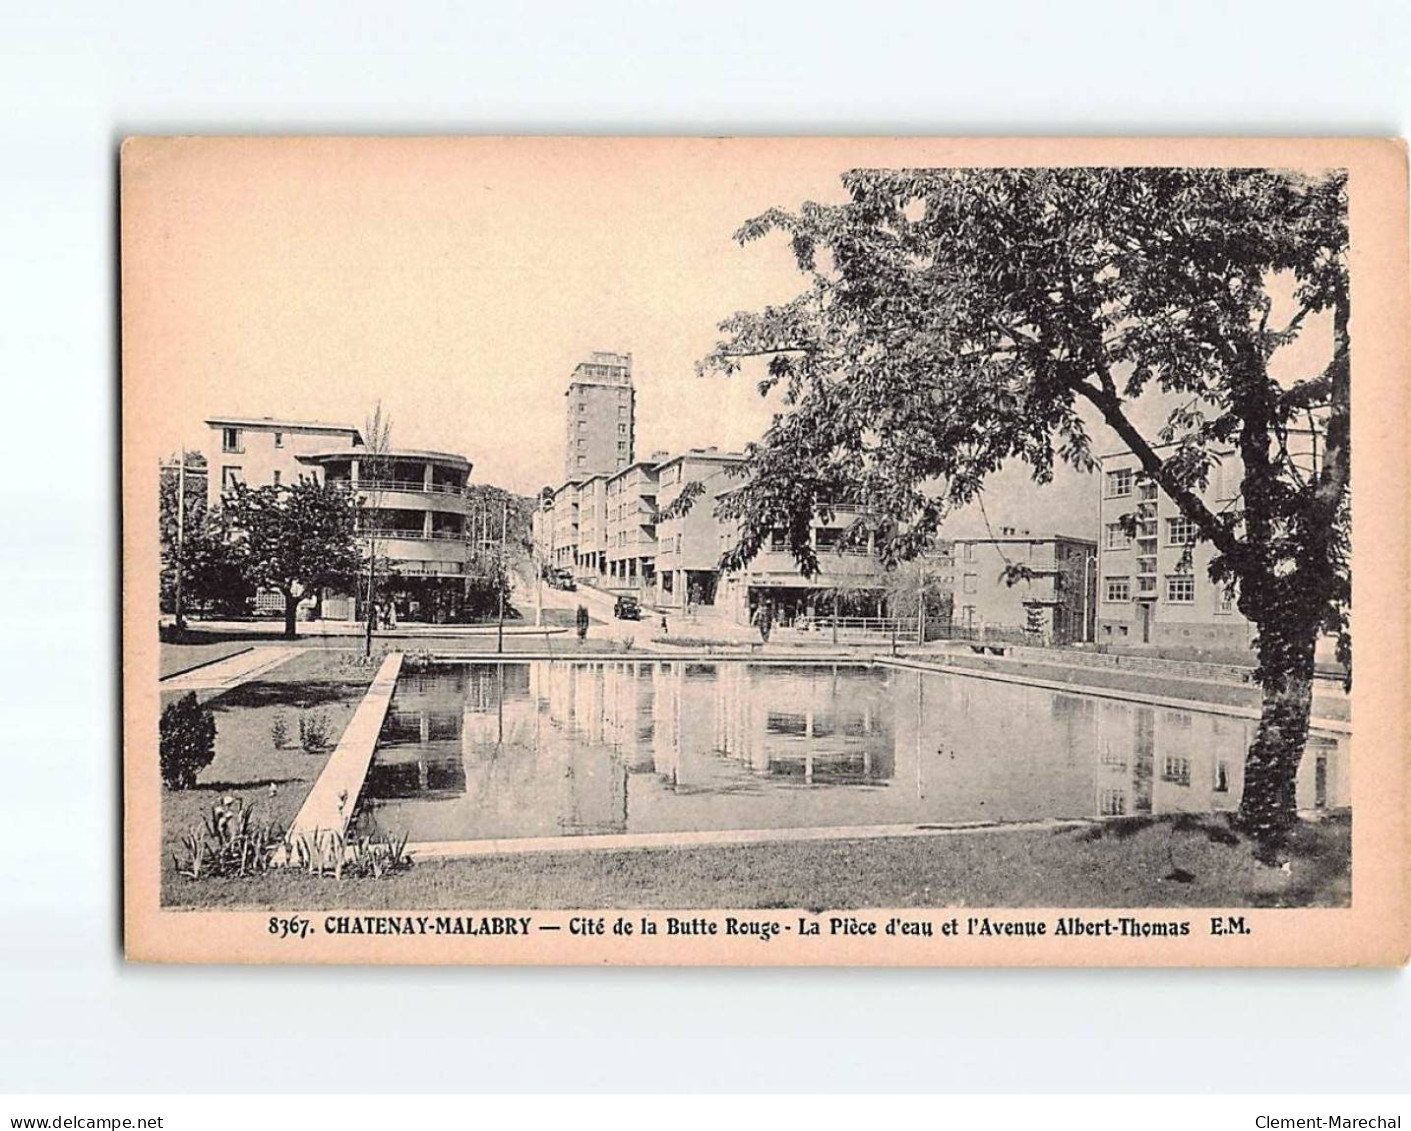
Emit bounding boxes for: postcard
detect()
[121,137,1408,965]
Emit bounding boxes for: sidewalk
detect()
[158,645,300,692]
[179,618,568,639]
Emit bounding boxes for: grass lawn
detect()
[163,811,1349,911]
[160,645,378,898]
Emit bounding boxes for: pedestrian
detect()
[576,603,589,644]
[387,602,398,630]
[754,601,774,644]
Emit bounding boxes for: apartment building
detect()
[716,503,898,627]
[1095,448,1253,656]
[604,457,664,593]
[563,350,635,480]
[296,446,477,621]
[203,416,481,623]
[550,480,581,573]
[575,474,609,579]
[653,448,747,609]
[951,529,1097,645]
[205,415,363,507]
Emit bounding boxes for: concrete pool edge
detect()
[875,656,1351,736]
[408,651,1350,736]
[287,651,404,844]
[403,817,1097,860]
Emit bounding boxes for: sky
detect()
[127,138,1332,542]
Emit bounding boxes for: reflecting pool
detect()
[356,661,1347,843]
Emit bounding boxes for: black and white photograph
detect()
[118,137,1405,968]
[6,0,1411,1118]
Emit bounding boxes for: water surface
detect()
[357,661,1346,843]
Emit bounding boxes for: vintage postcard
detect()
[122,137,1408,965]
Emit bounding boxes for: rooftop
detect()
[655,446,747,469]
[953,530,1096,547]
[296,447,471,468]
[205,415,363,441]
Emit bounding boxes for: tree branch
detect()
[1068,378,1243,564]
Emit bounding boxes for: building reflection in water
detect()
[357,660,1348,843]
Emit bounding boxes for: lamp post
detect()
[1081,551,1093,643]
[174,449,187,631]
[496,494,508,655]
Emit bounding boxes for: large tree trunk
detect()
[283,591,299,639]
[1239,630,1317,846]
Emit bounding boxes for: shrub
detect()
[172,801,413,883]
[160,692,216,790]
[299,710,333,753]
[173,797,284,879]
[270,713,290,749]
[288,828,413,879]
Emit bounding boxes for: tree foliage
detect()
[702,167,1349,842]
[220,477,363,637]
[159,455,254,617]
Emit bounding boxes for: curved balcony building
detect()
[298,448,479,623]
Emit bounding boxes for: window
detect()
[1099,789,1127,817]
[1162,756,1192,787]
[962,573,978,594]
[618,406,627,419]
[1138,480,1157,501]
[962,543,975,562]
[1104,523,1131,550]
[618,423,627,435]
[576,455,586,467]
[273,432,283,448]
[221,427,242,453]
[1104,576,1131,602]
[272,470,281,487]
[1105,468,1133,498]
[1213,761,1231,793]
[1166,516,1198,546]
[618,441,628,451]
[1166,575,1195,603]
[1216,589,1235,614]
[221,465,242,491]
[578,420,586,431]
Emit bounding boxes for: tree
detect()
[221,477,363,638]
[465,484,537,632]
[701,167,1348,847]
[159,453,254,619]
[159,453,204,620]
[879,556,953,638]
[361,402,394,657]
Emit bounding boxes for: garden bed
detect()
[160,646,383,900]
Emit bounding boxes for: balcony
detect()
[362,527,470,544]
[355,477,468,497]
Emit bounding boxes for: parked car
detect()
[613,595,641,620]
[550,569,576,591]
